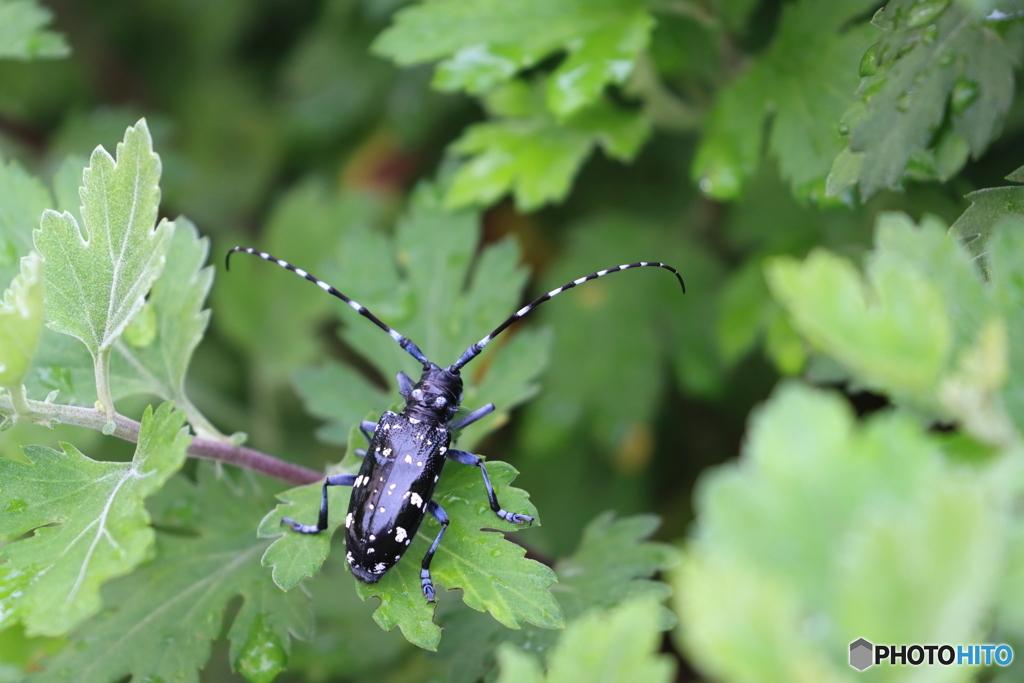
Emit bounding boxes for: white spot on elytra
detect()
[405,455,413,464]
[389,483,397,490]
[369,534,376,541]
[402,491,410,499]
[383,448,392,456]
[395,527,407,542]
[411,493,423,508]
[379,506,385,513]
[417,461,423,467]
[406,539,411,545]
[345,513,352,528]
[434,475,439,482]
[374,563,386,573]
[346,551,354,564]
[368,503,374,510]
[410,418,420,424]
[368,547,375,554]
[439,446,447,454]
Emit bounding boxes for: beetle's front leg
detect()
[446,449,534,525]
[282,474,356,534]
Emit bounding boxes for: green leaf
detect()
[295,182,550,453]
[988,217,1024,437]
[435,512,678,682]
[766,218,954,410]
[259,443,561,651]
[33,119,173,419]
[0,402,190,636]
[0,0,69,60]
[949,164,1024,266]
[445,82,649,210]
[110,218,220,437]
[830,0,1024,200]
[0,251,43,389]
[496,599,676,683]
[27,463,313,683]
[675,382,1004,681]
[374,0,654,116]
[691,0,878,201]
[0,153,52,289]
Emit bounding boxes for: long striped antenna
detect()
[450,261,685,371]
[226,247,430,366]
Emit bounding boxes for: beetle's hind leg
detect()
[282,474,356,534]
[420,500,450,602]
[446,449,534,525]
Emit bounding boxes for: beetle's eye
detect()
[434,396,447,407]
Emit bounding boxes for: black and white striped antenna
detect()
[449,261,685,371]
[225,247,430,366]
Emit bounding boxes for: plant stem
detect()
[0,393,322,485]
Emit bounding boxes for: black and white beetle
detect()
[226,246,684,601]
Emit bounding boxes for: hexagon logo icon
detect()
[850,638,874,671]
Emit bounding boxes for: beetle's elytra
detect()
[227,246,684,601]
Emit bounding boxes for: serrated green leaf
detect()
[692,0,877,201]
[766,222,954,410]
[260,441,560,651]
[831,0,1024,199]
[949,165,1024,266]
[435,511,679,683]
[0,0,69,60]
[446,82,649,211]
[27,463,312,683]
[111,218,220,437]
[0,251,43,389]
[496,599,675,683]
[295,182,550,453]
[0,402,189,636]
[33,119,173,418]
[676,382,1004,681]
[374,0,654,116]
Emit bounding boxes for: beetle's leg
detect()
[282,474,356,534]
[397,371,414,400]
[449,403,495,431]
[420,500,450,603]
[446,449,534,525]
[360,420,377,444]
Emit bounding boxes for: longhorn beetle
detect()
[226,246,685,601]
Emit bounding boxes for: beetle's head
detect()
[406,363,463,422]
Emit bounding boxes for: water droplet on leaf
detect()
[4,499,27,513]
[236,613,287,683]
[896,90,916,112]
[907,0,951,27]
[859,45,879,77]
[950,77,980,114]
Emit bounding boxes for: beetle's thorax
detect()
[402,362,463,423]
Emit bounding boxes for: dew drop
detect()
[950,77,980,115]
[859,45,879,77]
[838,122,850,137]
[907,0,951,27]
[921,24,938,44]
[896,90,916,112]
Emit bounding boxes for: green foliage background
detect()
[1,0,1024,681]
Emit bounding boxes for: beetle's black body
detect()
[226,246,684,601]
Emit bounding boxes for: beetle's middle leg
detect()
[446,449,534,525]
[282,473,356,534]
